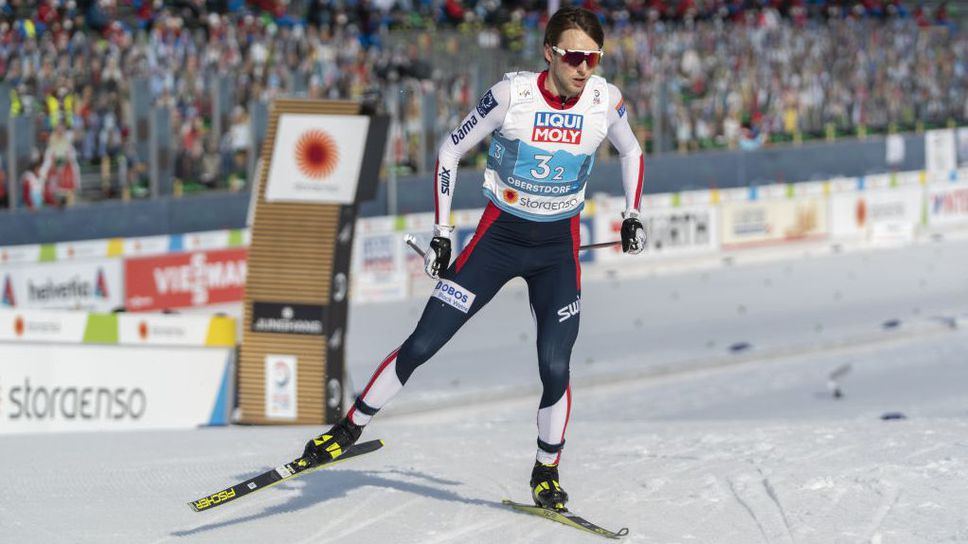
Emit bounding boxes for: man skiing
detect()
[301,6,646,511]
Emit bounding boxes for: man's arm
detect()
[605,83,644,213]
[433,80,511,226]
[606,84,647,254]
[424,80,510,278]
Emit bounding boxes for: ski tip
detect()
[616,528,630,537]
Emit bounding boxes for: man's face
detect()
[544,28,601,98]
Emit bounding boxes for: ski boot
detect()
[530,460,569,511]
[301,417,363,466]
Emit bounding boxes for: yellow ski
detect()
[502,499,629,539]
[188,439,384,512]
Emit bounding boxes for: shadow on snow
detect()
[172,467,505,538]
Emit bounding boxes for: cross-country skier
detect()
[301,6,646,511]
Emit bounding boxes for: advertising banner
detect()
[117,314,236,347]
[594,196,718,263]
[0,309,236,347]
[720,197,828,249]
[56,239,111,261]
[264,354,297,420]
[353,232,408,304]
[0,244,42,266]
[1,259,123,312]
[830,186,923,240]
[123,235,171,257]
[180,230,233,252]
[403,231,433,282]
[926,128,957,175]
[0,344,231,433]
[0,310,88,343]
[124,248,247,312]
[251,302,326,336]
[358,232,401,275]
[264,114,369,204]
[927,184,968,227]
[886,133,906,166]
[453,208,485,229]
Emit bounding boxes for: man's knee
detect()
[395,332,446,383]
[538,356,570,408]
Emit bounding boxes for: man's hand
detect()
[621,209,646,254]
[424,224,454,279]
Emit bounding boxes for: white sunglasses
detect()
[551,45,604,68]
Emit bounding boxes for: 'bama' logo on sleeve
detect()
[450,115,479,145]
[532,112,583,144]
[432,279,476,313]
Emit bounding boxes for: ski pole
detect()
[404,234,426,258]
[577,240,622,250]
[404,234,620,257]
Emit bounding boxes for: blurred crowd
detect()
[0,0,964,209]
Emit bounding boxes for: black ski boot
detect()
[530,460,569,511]
[301,417,363,466]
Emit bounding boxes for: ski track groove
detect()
[904,443,947,461]
[814,486,848,521]
[727,477,770,544]
[420,517,510,544]
[783,444,854,465]
[311,496,420,544]
[146,502,246,544]
[309,486,378,530]
[864,482,901,543]
[762,477,796,544]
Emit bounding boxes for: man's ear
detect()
[543,44,553,65]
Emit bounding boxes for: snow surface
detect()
[2,237,968,543]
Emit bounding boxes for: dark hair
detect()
[543,7,605,49]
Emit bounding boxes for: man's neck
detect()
[537,70,580,110]
[542,70,568,98]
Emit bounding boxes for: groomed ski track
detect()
[2,237,967,543]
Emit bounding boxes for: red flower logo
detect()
[502,189,519,204]
[295,129,339,180]
[14,316,24,337]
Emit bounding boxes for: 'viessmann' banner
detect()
[0,260,123,312]
[0,344,231,434]
[124,248,247,312]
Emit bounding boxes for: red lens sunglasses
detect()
[551,45,603,68]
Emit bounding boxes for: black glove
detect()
[423,225,453,278]
[621,210,646,254]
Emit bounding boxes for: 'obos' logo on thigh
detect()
[432,279,477,314]
[532,112,583,144]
